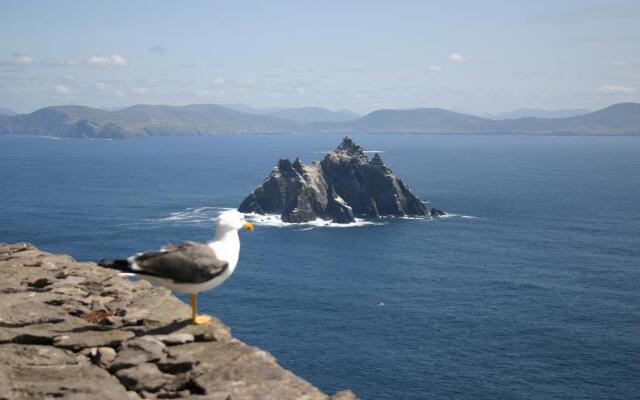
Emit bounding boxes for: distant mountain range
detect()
[0,103,638,138]
[0,107,17,116]
[0,104,301,138]
[481,108,592,120]
[223,104,360,123]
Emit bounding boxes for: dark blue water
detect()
[1,135,638,399]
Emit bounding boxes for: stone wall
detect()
[0,243,356,400]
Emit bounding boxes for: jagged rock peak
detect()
[276,158,294,171]
[329,137,369,165]
[239,137,430,223]
[370,152,385,166]
[292,157,305,173]
[336,136,364,155]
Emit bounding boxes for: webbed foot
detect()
[193,315,212,325]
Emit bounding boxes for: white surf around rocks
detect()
[144,206,478,230]
[243,212,385,229]
[146,206,382,229]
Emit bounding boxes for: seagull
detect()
[99,210,253,325]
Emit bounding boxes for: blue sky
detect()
[1,0,639,114]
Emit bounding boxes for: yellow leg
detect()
[189,293,212,325]
[190,293,197,324]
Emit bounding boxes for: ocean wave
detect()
[439,213,478,219]
[144,206,478,229]
[153,206,220,224]
[397,215,428,220]
[387,211,479,221]
[312,150,385,154]
[244,212,386,229]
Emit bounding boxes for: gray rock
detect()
[331,391,359,400]
[94,346,117,368]
[122,308,151,326]
[166,341,332,399]
[53,329,135,351]
[0,344,130,399]
[152,333,195,345]
[126,391,143,400]
[0,318,88,345]
[110,336,166,371]
[26,277,53,289]
[239,157,331,223]
[239,137,428,223]
[327,187,356,224]
[0,292,68,328]
[144,316,231,343]
[115,363,174,392]
[430,208,447,217]
[180,392,231,400]
[0,243,358,399]
[124,336,166,354]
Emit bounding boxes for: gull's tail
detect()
[98,258,134,273]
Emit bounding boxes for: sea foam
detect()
[149,206,477,229]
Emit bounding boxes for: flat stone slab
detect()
[152,333,195,345]
[115,362,175,392]
[0,243,357,399]
[0,344,130,400]
[53,329,136,351]
[110,336,166,371]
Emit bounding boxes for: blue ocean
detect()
[0,134,638,399]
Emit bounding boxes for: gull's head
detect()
[217,210,254,231]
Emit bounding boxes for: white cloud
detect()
[449,53,466,64]
[87,54,128,67]
[598,84,634,94]
[95,82,107,91]
[296,86,306,94]
[131,87,149,95]
[428,65,442,72]
[14,55,33,65]
[53,84,71,95]
[213,78,225,85]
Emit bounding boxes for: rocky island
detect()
[239,137,431,223]
[0,242,356,400]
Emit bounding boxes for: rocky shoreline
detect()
[0,242,356,400]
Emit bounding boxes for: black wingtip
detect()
[97,259,130,271]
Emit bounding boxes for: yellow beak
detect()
[243,222,254,231]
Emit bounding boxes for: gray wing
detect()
[133,241,228,284]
